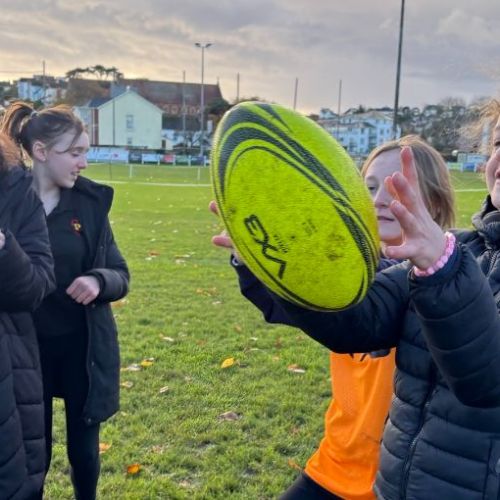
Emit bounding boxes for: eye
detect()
[366,185,377,194]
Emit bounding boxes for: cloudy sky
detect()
[0,0,498,113]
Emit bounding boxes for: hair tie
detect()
[30,110,38,119]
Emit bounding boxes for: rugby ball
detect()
[211,101,379,311]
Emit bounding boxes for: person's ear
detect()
[31,140,47,162]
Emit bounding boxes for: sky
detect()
[0,0,498,114]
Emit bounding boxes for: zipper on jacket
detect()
[399,365,437,500]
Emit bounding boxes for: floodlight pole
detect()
[195,42,213,160]
[393,0,405,139]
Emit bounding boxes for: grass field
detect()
[44,166,488,499]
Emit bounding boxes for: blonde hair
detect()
[360,135,455,228]
[460,98,500,155]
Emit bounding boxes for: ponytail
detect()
[0,101,84,158]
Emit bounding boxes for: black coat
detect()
[234,201,500,500]
[0,166,55,500]
[36,176,129,425]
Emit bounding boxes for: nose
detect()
[373,186,391,208]
[78,155,88,170]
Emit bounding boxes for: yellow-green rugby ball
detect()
[211,101,380,311]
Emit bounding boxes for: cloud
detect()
[0,0,498,112]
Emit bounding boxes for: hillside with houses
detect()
[0,70,486,167]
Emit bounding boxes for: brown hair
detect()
[0,101,84,157]
[360,135,455,229]
[0,132,21,175]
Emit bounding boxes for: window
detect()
[127,137,133,146]
[126,114,134,131]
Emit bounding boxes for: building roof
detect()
[87,97,111,108]
[111,79,224,116]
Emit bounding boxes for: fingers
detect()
[389,199,417,233]
[209,200,219,216]
[66,277,100,304]
[390,171,419,213]
[400,146,420,193]
[384,176,399,201]
[212,231,234,249]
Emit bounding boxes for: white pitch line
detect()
[92,179,211,187]
[92,179,485,192]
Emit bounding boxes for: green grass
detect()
[43,168,487,499]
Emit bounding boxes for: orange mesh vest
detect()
[305,350,395,500]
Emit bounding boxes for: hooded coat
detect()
[0,166,55,499]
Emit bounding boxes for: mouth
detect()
[377,215,395,222]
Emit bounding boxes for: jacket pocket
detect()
[484,440,500,499]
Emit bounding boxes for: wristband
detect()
[413,231,456,277]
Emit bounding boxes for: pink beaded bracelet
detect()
[413,231,456,278]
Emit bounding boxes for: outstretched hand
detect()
[209,200,244,263]
[383,147,447,270]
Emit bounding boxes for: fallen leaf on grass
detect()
[161,336,175,342]
[121,364,141,372]
[126,463,141,475]
[234,324,242,332]
[221,357,236,369]
[120,381,134,389]
[140,358,155,368]
[218,411,241,421]
[148,250,160,257]
[287,364,306,374]
[99,442,111,454]
[288,459,302,471]
[196,287,218,297]
[159,386,170,394]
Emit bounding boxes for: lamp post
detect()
[392,0,405,139]
[195,42,212,161]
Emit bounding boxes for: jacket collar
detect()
[472,196,500,247]
[73,176,114,215]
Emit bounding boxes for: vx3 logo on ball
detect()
[244,215,287,279]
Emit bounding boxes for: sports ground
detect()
[44,165,487,499]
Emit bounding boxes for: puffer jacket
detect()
[0,166,55,499]
[34,175,129,425]
[246,199,500,500]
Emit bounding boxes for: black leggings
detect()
[39,333,100,500]
[280,473,343,500]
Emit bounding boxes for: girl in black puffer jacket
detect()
[1,102,129,500]
[215,104,500,500]
[264,107,500,499]
[0,133,55,499]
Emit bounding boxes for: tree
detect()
[92,65,107,80]
[65,67,87,79]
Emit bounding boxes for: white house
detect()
[17,76,66,105]
[319,110,400,156]
[75,89,163,149]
